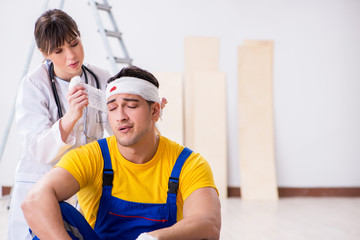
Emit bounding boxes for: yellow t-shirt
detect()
[56,135,217,228]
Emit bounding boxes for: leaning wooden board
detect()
[238,40,278,200]
[184,37,220,148]
[192,71,228,199]
[154,72,184,145]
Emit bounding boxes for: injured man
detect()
[21,65,221,240]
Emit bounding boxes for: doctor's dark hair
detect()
[34,9,80,55]
[107,65,159,89]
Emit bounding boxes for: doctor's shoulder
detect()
[18,62,53,96]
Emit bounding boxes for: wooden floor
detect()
[1,196,360,239]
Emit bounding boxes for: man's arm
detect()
[148,187,221,240]
[21,167,80,240]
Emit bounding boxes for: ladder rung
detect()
[89,0,132,72]
[105,30,122,38]
[114,57,132,64]
[95,2,111,11]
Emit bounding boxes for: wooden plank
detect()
[184,37,219,148]
[154,72,184,145]
[192,71,227,199]
[238,40,278,200]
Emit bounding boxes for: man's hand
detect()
[136,233,159,240]
[21,168,80,239]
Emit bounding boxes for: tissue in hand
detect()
[69,76,107,112]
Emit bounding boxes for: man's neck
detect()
[117,134,160,164]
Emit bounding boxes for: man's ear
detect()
[151,102,161,121]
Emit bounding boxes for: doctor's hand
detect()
[59,85,89,142]
[66,85,89,121]
[160,97,167,110]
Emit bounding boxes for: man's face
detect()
[107,93,159,147]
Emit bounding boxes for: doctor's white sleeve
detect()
[15,76,75,165]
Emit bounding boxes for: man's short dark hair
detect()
[108,65,159,88]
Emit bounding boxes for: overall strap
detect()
[98,138,114,187]
[167,147,193,204]
[94,138,113,234]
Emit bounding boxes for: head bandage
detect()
[106,76,162,116]
[106,77,159,101]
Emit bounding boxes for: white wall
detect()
[1,0,360,188]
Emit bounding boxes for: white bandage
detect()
[106,77,160,103]
[69,76,107,112]
[106,76,162,117]
[136,233,158,240]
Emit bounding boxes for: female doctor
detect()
[8,10,168,239]
[8,9,112,239]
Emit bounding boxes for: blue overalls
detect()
[31,138,193,240]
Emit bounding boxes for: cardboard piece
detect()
[238,40,278,200]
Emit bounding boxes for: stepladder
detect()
[88,0,133,74]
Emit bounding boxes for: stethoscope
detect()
[48,61,101,143]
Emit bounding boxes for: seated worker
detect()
[21,65,221,240]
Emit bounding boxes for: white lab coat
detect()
[7,60,112,240]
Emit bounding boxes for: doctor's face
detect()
[107,93,160,148]
[44,36,84,81]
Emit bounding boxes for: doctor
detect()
[8,8,167,240]
[7,8,113,240]
[9,9,167,240]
